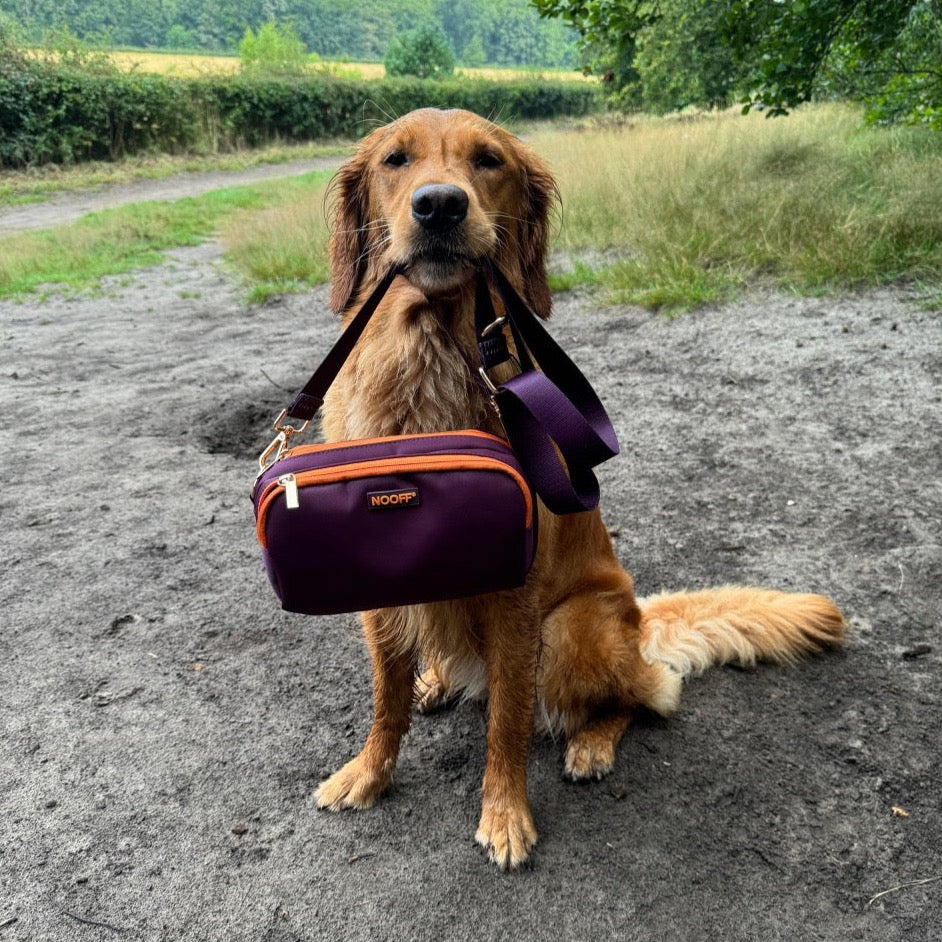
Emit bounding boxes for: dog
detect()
[313,107,845,869]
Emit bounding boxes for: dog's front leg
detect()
[475,612,540,870]
[315,611,415,810]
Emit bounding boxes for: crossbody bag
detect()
[251,261,619,615]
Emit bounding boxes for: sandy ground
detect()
[1,175,940,941]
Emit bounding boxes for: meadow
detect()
[534,103,942,309]
[224,103,942,308]
[104,48,593,83]
[2,103,941,309]
[0,171,333,298]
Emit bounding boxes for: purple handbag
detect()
[252,261,618,616]
[254,431,536,614]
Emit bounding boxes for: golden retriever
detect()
[313,107,845,869]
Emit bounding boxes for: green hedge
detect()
[0,60,602,166]
[0,62,206,165]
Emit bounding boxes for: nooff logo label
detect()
[367,488,421,510]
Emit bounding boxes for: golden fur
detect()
[313,108,845,869]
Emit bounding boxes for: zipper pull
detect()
[278,473,299,510]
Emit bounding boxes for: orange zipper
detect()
[256,452,533,549]
[280,429,507,461]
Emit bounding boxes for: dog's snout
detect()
[411,184,469,234]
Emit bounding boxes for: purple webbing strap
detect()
[477,261,620,514]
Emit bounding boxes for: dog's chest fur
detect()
[327,303,497,440]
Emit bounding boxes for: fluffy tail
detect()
[638,585,845,679]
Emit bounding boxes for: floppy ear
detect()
[519,154,559,319]
[327,153,370,314]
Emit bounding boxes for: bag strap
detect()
[283,265,403,424]
[475,261,619,513]
[259,261,619,516]
[257,265,402,470]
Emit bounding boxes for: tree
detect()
[721,0,921,115]
[383,25,455,79]
[533,0,942,124]
[166,24,198,49]
[438,0,491,65]
[530,0,659,87]
[631,1,738,112]
[2,0,579,68]
[484,5,543,67]
[826,0,942,128]
[239,20,307,74]
[460,34,487,67]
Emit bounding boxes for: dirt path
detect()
[0,156,343,234]
[1,171,940,941]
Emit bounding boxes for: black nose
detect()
[411,184,469,234]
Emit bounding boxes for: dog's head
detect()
[328,108,557,317]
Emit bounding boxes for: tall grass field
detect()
[532,103,942,310]
[219,103,942,309]
[2,103,940,309]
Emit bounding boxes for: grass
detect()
[0,172,331,298]
[2,103,941,309]
[221,196,332,303]
[0,141,348,207]
[534,102,942,311]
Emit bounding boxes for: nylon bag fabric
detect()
[252,431,536,615]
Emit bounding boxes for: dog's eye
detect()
[383,150,409,168]
[474,151,504,170]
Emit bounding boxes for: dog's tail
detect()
[638,586,845,680]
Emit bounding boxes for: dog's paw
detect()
[564,735,616,781]
[475,802,537,870]
[413,666,455,714]
[315,756,389,811]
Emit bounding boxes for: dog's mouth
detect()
[398,236,481,294]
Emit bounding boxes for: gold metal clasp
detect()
[257,409,312,472]
[271,408,311,439]
[258,431,288,472]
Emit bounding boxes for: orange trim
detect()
[253,477,282,514]
[281,429,507,461]
[255,452,533,549]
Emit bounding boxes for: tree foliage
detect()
[533,0,942,125]
[530,0,657,88]
[384,26,455,79]
[631,1,737,112]
[1,0,579,70]
[239,20,307,75]
[721,0,921,114]
[807,0,942,128]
